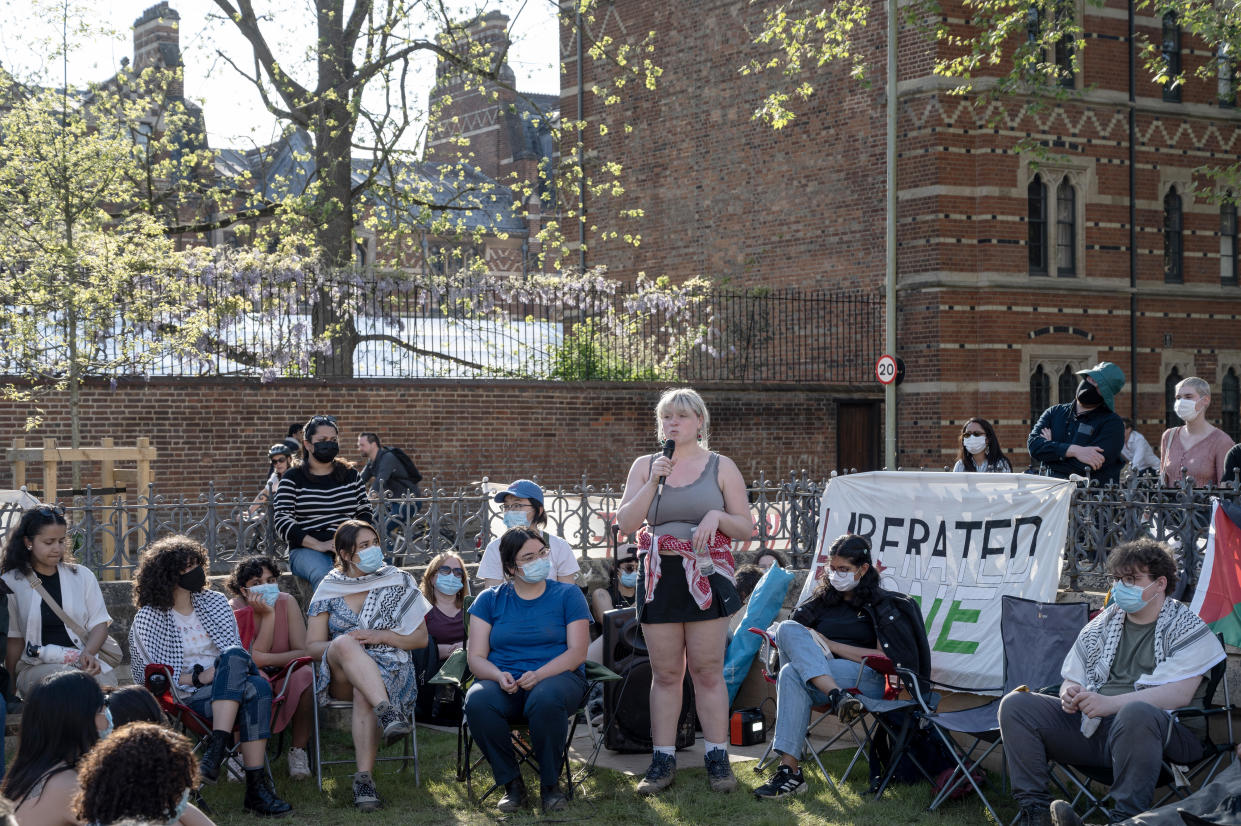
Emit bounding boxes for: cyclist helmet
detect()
[268,443,294,460]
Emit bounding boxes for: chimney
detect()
[436,11,512,85]
[132,2,181,71]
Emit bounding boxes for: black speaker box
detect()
[601,607,696,753]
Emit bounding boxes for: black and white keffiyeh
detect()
[1062,597,1224,702]
[128,589,241,687]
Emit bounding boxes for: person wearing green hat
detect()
[1028,362,1127,484]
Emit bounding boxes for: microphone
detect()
[655,439,675,496]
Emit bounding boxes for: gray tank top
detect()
[646,452,725,542]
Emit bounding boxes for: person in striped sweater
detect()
[274,415,373,589]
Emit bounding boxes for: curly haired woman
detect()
[74,722,213,826]
[128,535,290,817]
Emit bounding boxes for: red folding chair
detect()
[144,663,247,780]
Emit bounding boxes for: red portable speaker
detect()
[729,707,767,747]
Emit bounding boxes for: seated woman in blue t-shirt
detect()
[464,527,591,816]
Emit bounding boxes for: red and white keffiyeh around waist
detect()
[637,528,735,610]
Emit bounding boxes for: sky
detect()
[0,0,560,151]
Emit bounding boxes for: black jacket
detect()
[1027,401,1125,483]
[793,588,932,690]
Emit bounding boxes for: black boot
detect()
[497,777,529,813]
[243,767,292,818]
[199,730,233,784]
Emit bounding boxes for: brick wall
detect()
[0,378,879,498]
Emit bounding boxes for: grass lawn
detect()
[198,727,1020,825]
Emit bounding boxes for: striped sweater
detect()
[273,464,373,547]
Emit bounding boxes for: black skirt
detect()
[636,554,741,624]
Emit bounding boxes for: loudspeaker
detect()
[601,607,696,753]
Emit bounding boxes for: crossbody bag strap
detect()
[25,574,90,641]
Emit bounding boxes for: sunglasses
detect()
[33,505,65,517]
[436,565,465,578]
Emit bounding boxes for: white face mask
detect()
[962,435,987,455]
[828,569,859,592]
[1174,398,1200,423]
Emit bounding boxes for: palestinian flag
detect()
[1189,499,1241,647]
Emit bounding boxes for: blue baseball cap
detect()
[493,479,544,505]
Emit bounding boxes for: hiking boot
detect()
[287,747,310,780]
[352,771,381,812]
[497,777,529,813]
[373,700,411,747]
[829,689,864,725]
[243,768,293,817]
[1049,800,1090,826]
[199,729,233,784]
[1015,803,1053,826]
[541,783,568,813]
[754,764,807,799]
[636,752,676,794]
[704,748,737,792]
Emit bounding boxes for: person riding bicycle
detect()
[248,444,295,516]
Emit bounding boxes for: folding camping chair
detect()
[899,595,1090,825]
[312,673,419,790]
[430,649,620,806]
[1048,632,1236,824]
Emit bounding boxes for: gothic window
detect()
[1164,187,1183,284]
[1057,178,1077,276]
[1031,364,1051,424]
[1029,175,1048,276]
[1222,198,1238,286]
[1220,44,1236,108]
[1058,364,1077,405]
[1162,12,1182,103]
[1223,368,1240,442]
[1165,367,1183,430]
[1027,2,1075,88]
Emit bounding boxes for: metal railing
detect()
[4,472,1236,592]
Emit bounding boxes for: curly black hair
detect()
[810,534,882,608]
[734,564,763,603]
[0,506,70,575]
[227,555,281,597]
[133,535,208,610]
[73,722,198,825]
[1108,538,1178,596]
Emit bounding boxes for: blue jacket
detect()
[1027,402,1125,484]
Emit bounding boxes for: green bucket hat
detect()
[1075,361,1126,411]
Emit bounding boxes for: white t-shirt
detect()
[171,609,219,671]
[476,532,580,582]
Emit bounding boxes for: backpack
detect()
[387,447,423,489]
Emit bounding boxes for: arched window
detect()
[1222,197,1238,286]
[1165,187,1183,284]
[1031,364,1051,424]
[1058,364,1077,404]
[1166,367,1183,430]
[1026,2,1075,88]
[1223,368,1240,442]
[1057,178,1076,276]
[1029,175,1048,276]
[1163,12,1182,103]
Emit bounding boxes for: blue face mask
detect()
[249,582,280,606]
[619,570,638,589]
[517,556,552,584]
[356,545,384,574]
[1112,579,1157,613]
[503,511,530,529]
[98,705,113,740]
[435,572,464,595]
[168,787,190,825]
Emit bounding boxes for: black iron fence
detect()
[4,473,1235,593]
[0,269,881,384]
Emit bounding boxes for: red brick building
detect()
[564,0,1241,471]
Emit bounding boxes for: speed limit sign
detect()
[875,354,902,385]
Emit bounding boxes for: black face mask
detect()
[1076,379,1104,407]
[311,441,339,462]
[178,566,207,593]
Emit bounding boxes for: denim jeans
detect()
[184,646,273,743]
[463,670,587,790]
[770,619,886,759]
[289,546,335,590]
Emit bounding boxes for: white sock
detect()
[653,746,675,758]
[704,740,728,755]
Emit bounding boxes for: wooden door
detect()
[836,401,881,472]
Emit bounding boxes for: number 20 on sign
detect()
[875,354,898,385]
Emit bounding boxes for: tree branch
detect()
[213,0,311,112]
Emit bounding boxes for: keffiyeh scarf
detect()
[637,528,735,610]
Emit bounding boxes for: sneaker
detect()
[373,701,411,747]
[287,747,310,780]
[832,690,864,725]
[754,764,807,799]
[1049,800,1087,826]
[704,748,737,793]
[636,752,676,795]
[1015,803,1052,826]
[352,771,382,812]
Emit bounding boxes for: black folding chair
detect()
[901,595,1090,824]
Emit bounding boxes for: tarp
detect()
[796,472,1076,691]
[723,564,794,704]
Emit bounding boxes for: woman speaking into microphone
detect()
[616,388,754,795]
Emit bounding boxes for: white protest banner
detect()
[797,471,1075,691]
